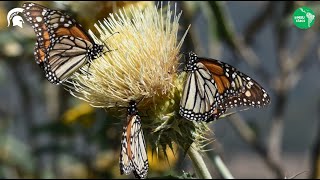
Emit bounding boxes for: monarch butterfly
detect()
[120,101,149,179]
[179,51,270,122]
[21,2,105,85]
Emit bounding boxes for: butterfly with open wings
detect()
[179,51,271,122]
[21,2,106,84]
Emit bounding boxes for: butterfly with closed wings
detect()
[21,2,106,85]
[120,100,149,179]
[179,51,270,122]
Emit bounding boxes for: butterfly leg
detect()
[86,65,93,78]
[78,64,93,78]
[103,47,118,54]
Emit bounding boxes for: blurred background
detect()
[0,1,319,179]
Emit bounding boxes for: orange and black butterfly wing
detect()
[206,107,226,122]
[43,9,94,43]
[22,2,93,44]
[43,35,96,84]
[34,41,46,67]
[42,9,105,84]
[120,114,134,176]
[22,2,96,53]
[22,2,105,84]
[218,77,270,109]
[120,114,148,179]
[179,52,270,122]
[198,57,270,122]
[22,3,51,62]
[199,57,270,108]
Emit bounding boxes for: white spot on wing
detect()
[36,17,42,22]
[245,90,251,97]
[231,81,235,88]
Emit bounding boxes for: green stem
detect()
[207,151,234,179]
[187,143,212,179]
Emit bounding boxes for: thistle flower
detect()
[66,2,210,161]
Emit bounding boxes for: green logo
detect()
[292,7,315,29]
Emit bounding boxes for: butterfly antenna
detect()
[78,64,92,78]
[106,31,120,41]
[102,32,120,54]
[181,52,188,56]
[103,47,118,54]
[136,96,146,105]
[107,102,128,112]
[114,101,128,109]
[86,63,93,78]
[179,51,191,72]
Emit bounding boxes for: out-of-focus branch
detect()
[199,1,223,58]
[206,150,234,179]
[182,1,317,179]
[267,1,292,177]
[181,1,224,57]
[267,2,319,179]
[244,2,275,44]
[0,158,29,178]
[311,100,320,178]
[267,3,303,175]
[187,143,212,179]
[179,2,197,54]
[286,30,317,74]
[206,1,286,178]
[226,5,315,179]
[227,114,284,178]
[5,49,41,178]
[207,1,270,82]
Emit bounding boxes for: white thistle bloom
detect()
[66,2,210,157]
[67,3,187,108]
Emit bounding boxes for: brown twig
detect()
[181,1,317,179]
[227,113,284,178]
[178,2,196,54]
[267,3,316,177]
[6,61,40,178]
[286,30,317,74]
[207,1,270,83]
[206,150,234,179]
[244,2,275,44]
[311,101,320,178]
[205,1,286,177]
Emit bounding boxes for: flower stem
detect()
[207,150,234,179]
[187,143,212,179]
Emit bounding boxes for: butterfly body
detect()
[22,2,105,84]
[180,51,270,122]
[120,101,149,179]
